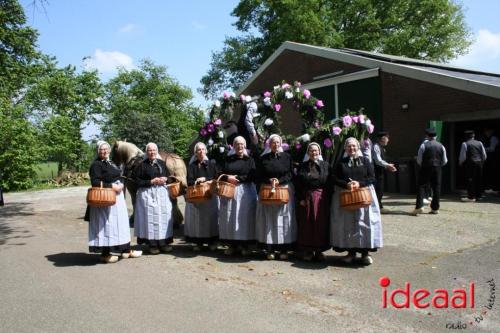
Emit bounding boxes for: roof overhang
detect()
[237,41,500,99]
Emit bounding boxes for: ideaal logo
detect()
[379,276,496,330]
[379,276,475,309]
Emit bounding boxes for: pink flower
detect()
[332,126,342,136]
[223,91,231,99]
[314,121,321,129]
[352,116,359,123]
[294,81,301,87]
[282,143,290,151]
[207,123,215,133]
[295,143,302,150]
[281,83,291,89]
[263,91,271,98]
[368,124,375,134]
[240,94,246,101]
[199,128,207,136]
[274,104,282,112]
[214,118,222,126]
[316,100,324,108]
[303,89,311,99]
[343,115,353,127]
[359,115,366,124]
[323,138,333,148]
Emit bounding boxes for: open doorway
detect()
[451,119,500,190]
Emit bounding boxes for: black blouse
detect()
[133,158,170,188]
[89,159,122,188]
[333,156,375,189]
[257,152,293,185]
[221,154,256,183]
[296,160,329,199]
[187,159,218,186]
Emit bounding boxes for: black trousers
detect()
[416,166,442,210]
[465,161,483,199]
[374,169,384,209]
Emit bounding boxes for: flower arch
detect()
[197,81,375,164]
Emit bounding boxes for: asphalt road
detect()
[0,187,499,333]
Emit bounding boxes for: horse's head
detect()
[111,140,144,165]
[111,141,123,165]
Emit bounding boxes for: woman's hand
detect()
[151,177,166,185]
[270,178,279,186]
[348,181,360,190]
[227,175,239,185]
[112,183,124,193]
[195,177,206,184]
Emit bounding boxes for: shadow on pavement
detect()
[46,252,100,267]
[0,203,33,246]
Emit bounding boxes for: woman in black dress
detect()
[296,142,330,261]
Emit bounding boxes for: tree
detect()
[0,0,42,98]
[0,0,45,190]
[21,62,105,172]
[0,100,42,190]
[200,0,472,98]
[103,60,204,158]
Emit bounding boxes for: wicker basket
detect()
[259,179,289,205]
[87,181,116,207]
[185,181,213,203]
[166,176,181,198]
[340,187,372,210]
[212,174,236,199]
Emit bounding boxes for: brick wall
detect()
[380,73,500,158]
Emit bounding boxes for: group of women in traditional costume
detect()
[88,135,383,265]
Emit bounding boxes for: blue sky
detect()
[21,0,500,138]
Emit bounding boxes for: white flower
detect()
[263,97,272,106]
[273,85,280,91]
[218,131,224,138]
[264,118,274,126]
[230,92,236,98]
[295,87,300,93]
[299,133,311,142]
[219,146,225,153]
[285,91,294,99]
[213,100,221,108]
[208,139,214,146]
[365,119,372,127]
[245,95,252,103]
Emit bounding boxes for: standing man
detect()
[482,128,499,193]
[459,130,487,202]
[372,131,397,214]
[412,128,448,216]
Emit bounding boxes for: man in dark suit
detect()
[459,130,487,202]
[412,128,448,216]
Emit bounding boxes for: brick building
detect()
[237,41,500,193]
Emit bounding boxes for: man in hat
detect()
[372,131,397,213]
[459,130,487,201]
[411,128,448,216]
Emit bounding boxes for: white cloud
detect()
[83,49,135,74]
[191,21,207,30]
[118,23,139,34]
[451,29,500,72]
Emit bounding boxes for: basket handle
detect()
[100,181,104,189]
[270,178,278,193]
[167,175,180,183]
[217,174,228,182]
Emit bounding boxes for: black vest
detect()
[422,140,444,167]
[466,140,484,163]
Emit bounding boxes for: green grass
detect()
[35,162,58,180]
